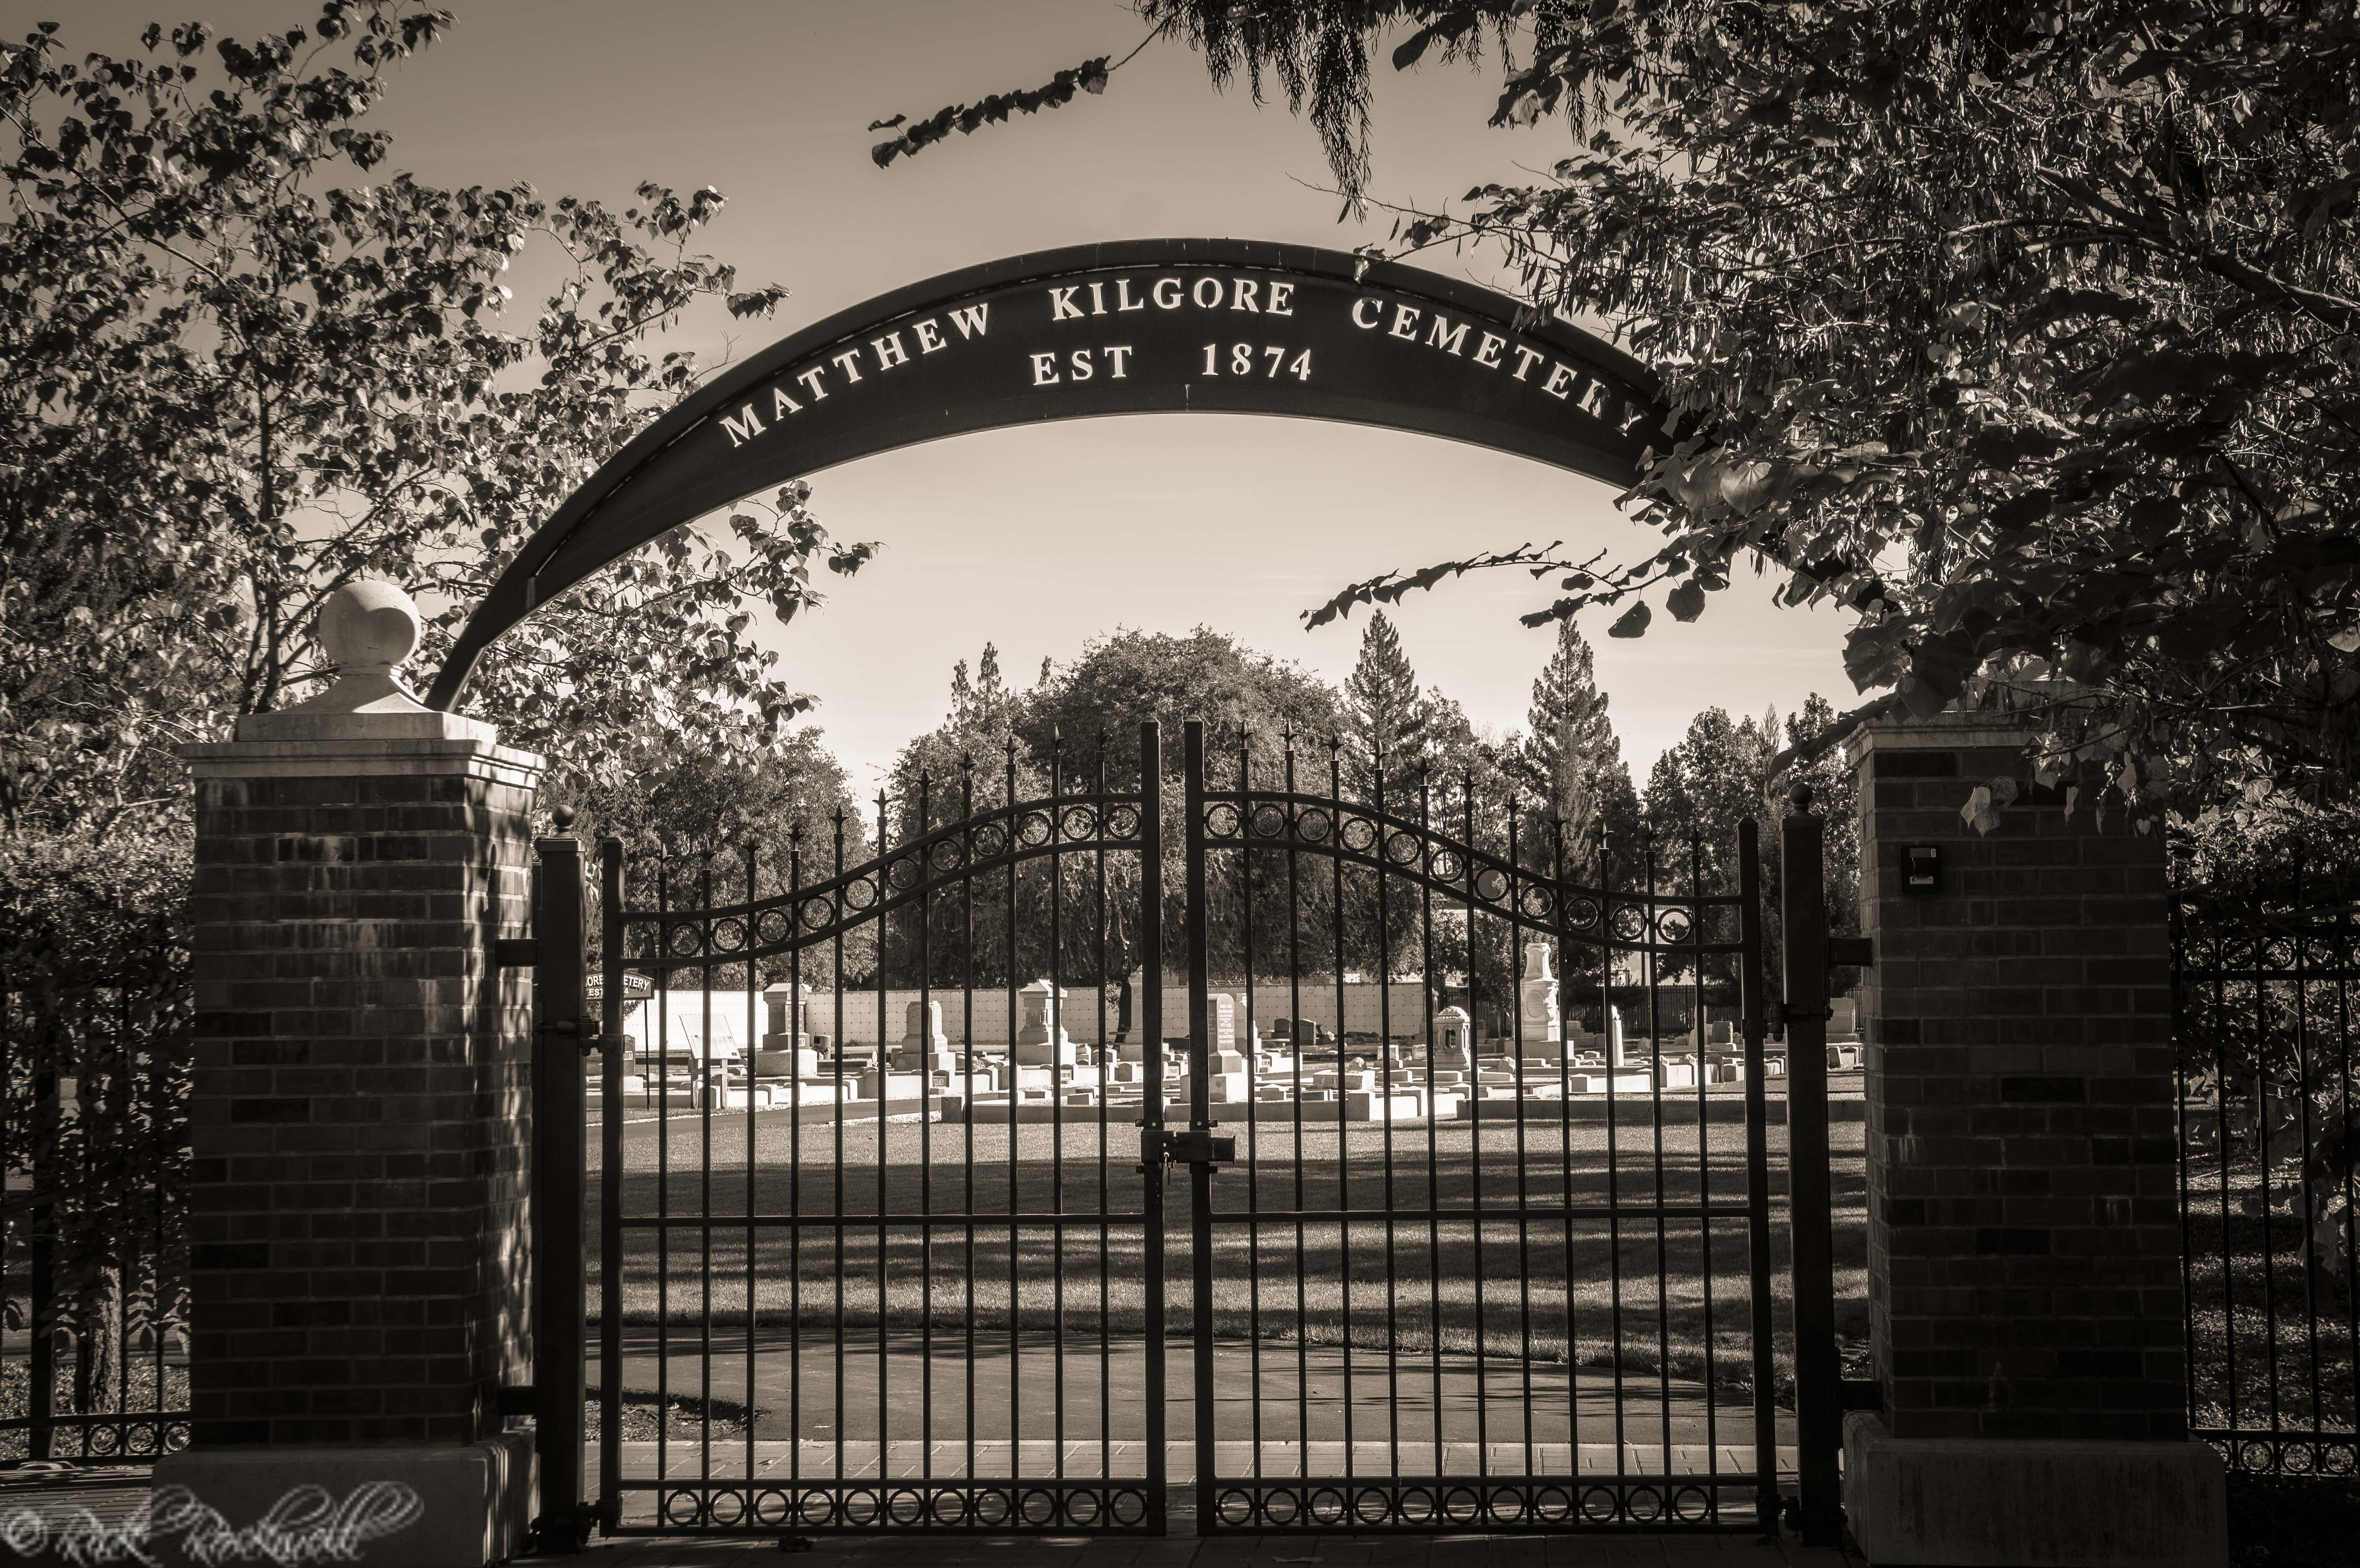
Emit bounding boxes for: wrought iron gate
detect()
[528,719,1840,1542]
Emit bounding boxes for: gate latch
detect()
[1146,1128,1236,1166]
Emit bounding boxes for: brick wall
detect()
[186,743,536,1445]
[1851,716,2184,1441]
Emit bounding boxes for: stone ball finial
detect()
[280,579,429,716]
[318,580,422,675]
[1789,782,1817,814]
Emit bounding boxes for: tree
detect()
[1644,705,1777,881]
[0,3,872,841]
[890,2,2360,818]
[1341,610,1428,790]
[1518,620,1639,868]
[1019,626,1345,783]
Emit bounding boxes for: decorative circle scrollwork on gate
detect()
[1427,847,1464,883]
[1610,904,1648,943]
[887,856,921,891]
[1656,906,1695,944]
[706,1488,748,1527]
[970,822,1007,860]
[1520,886,1554,921]
[1060,807,1097,841]
[1473,867,1509,903]
[757,909,791,945]
[1563,895,1600,931]
[1103,806,1140,841]
[1339,816,1378,854]
[798,897,833,932]
[1385,830,1422,866]
[930,839,964,872]
[843,877,877,911]
[668,925,702,958]
[1203,803,1243,840]
[711,917,746,954]
[1250,803,1288,838]
[1294,808,1331,843]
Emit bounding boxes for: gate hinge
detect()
[494,937,537,967]
[541,1019,612,1057]
[1826,936,1874,969]
[1766,999,1832,1029]
[1145,1128,1236,1166]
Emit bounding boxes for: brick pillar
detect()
[1841,705,2224,1568]
[155,583,538,1568]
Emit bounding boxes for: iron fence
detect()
[0,840,192,1464]
[2173,872,2360,1478]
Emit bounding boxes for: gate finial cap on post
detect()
[1788,782,1817,816]
[234,580,499,743]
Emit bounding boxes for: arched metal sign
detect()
[426,238,1671,709]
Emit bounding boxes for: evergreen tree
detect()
[1343,611,1428,795]
[1519,620,1640,871]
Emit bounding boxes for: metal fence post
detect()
[1182,721,1216,1517]
[1781,786,1842,1546]
[1137,722,1169,1531]
[532,835,589,1551]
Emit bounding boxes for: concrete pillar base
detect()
[147,1432,532,1568]
[1845,1412,2227,1568]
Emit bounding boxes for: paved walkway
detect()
[574,1524,1856,1568]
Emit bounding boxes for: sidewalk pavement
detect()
[571,1524,1858,1568]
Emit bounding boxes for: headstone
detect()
[1518,941,1561,1044]
[893,998,958,1074]
[1207,992,1237,1050]
[1013,978,1077,1066]
[1434,1006,1475,1075]
[763,981,811,1050]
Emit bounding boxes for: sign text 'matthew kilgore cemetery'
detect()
[707,264,1657,466]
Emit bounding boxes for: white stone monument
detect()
[892,998,958,1075]
[757,982,817,1079]
[1518,941,1561,1044]
[1013,978,1077,1066]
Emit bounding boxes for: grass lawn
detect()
[588,1108,1868,1398]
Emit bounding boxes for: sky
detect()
[19,0,1859,791]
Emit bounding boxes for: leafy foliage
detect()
[0,2,872,838]
[869,55,1111,169]
[916,1,2360,815]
